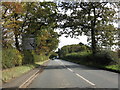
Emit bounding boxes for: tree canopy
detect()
[2,2,59,52]
[58,43,90,58]
[2,1,119,56]
[2,2,59,64]
[57,2,118,54]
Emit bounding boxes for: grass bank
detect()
[2,60,49,83]
[63,57,119,72]
[61,51,120,72]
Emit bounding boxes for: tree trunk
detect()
[14,13,21,51]
[91,28,97,55]
[91,6,97,55]
[15,35,20,51]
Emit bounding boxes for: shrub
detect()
[2,48,23,69]
[93,50,119,65]
[49,52,58,59]
[65,51,91,62]
[22,50,34,64]
[63,50,118,66]
[118,50,120,58]
[33,53,49,62]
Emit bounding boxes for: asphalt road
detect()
[28,59,118,88]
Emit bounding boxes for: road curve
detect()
[28,59,118,88]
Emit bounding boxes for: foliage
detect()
[105,65,119,71]
[64,51,91,62]
[2,2,58,50]
[94,50,119,65]
[2,60,49,83]
[62,50,119,66]
[22,50,34,64]
[2,2,59,65]
[2,64,37,83]
[2,48,23,69]
[23,2,57,34]
[49,52,58,59]
[58,43,90,58]
[35,29,59,55]
[33,53,49,62]
[118,49,120,58]
[57,2,118,54]
[2,2,24,50]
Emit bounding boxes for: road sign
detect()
[22,34,35,50]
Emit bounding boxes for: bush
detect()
[59,44,90,58]
[65,51,91,62]
[49,52,58,59]
[22,50,49,64]
[22,50,34,64]
[93,50,119,65]
[2,49,23,69]
[33,53,49,62]
[63,50,119,66]
[118,50,120,58]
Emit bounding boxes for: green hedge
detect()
[63,50,119,66]
[22,50,34,64]
[49,52,58,59]
[34,53,49,62]
[64,51,91,61]
[2,49,49,69]
[93,50,119,65]
[2,49,23,69]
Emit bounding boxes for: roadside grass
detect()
[105,65,119,70]
[62,51,120,72]
[2,60,49,83]
[63,57,119,71]
[35,60,49,65]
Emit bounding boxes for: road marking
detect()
[61,63,66,67]
[57,60,66,67]
[60,61,64,65]
[56,60,95,86]
[67,68,73,72]
[67,67,95,86]
[19,70,40,88]
[75,73,95,86]
[63,64,66,67]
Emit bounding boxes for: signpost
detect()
[22,34,36,50]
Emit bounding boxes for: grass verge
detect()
[62,51,120,72]
[104,65,119,70]
[2,60,49,83]
[63,58,120,72]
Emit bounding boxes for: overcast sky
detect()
[58,35,88,49]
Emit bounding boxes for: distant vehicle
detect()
[51,57,55,60]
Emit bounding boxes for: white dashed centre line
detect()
[57,60,95,86]
[75,73,95,86]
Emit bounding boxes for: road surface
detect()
[28,59,118,88]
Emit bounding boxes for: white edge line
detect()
[19,70,40,88]
[75,73,95,86]
[57,60,66,67]
[24,72,40,88]
[61,64,66,67]
[67,68,73,72]
[20,60,49,88]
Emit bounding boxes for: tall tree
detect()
[2,2,23,50]
[35,28,59,55]
[2,2,59,64]
[22,2,57,35]
[22,2,59,54]
[57,2,118,54]
[2,2,58,51]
